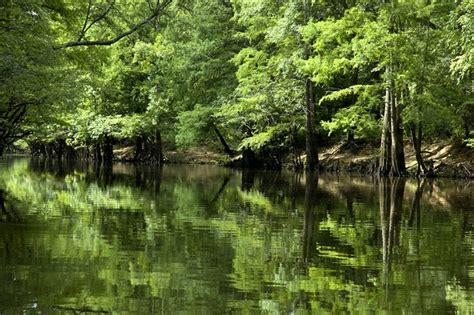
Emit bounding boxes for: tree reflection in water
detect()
[0,158,473,313]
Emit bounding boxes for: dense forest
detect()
[1,0,472,176]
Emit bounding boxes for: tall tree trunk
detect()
[395,111,406,173]
[389,90,406,176]
[379,1,406,177]
[305,78,319,171]
[303,0,319,171]
[380,66,406,177]
[212,123,234,157]
[379,79,392,176]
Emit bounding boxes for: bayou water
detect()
[0,158,473,314]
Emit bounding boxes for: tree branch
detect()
[57,0,172,49]
[80,0,116,40]
[77,0,93,41]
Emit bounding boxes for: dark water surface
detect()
[0,158,473,314]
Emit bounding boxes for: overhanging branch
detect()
[57,0,172,49]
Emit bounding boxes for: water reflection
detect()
[0,158,473,314]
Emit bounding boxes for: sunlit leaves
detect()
[448,0,473,81]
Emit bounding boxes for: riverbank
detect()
[114,146,227,165]
[319,140,473,178]
[111,140,473,178]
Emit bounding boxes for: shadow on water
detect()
[0,157,473,313]
[0,189,20,223]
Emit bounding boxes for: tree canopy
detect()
[1,0,472,174]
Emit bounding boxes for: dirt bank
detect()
[114,146,227,165]
[113,141,473,178]
[319,140,473,179]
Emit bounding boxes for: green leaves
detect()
[448,0,473,81]
[319,85,367,106]
[239,123,291,152]
[1,0,470,159]
[176,105,215,148]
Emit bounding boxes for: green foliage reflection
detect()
[0,159,473,313]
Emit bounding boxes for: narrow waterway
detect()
[0,158,473,314]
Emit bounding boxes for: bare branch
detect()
[147,0,154,11]
[77,0,93,41]
[81,0,116,39]
[57,0,172,49]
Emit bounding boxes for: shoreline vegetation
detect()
[1,1,472,178]
[8,138,473,179]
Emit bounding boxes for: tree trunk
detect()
[379,66,406,177]
[102,137,113,165]
[395,95,406,173]
[242,148,257,169]
[153,128,163,165]
[94,143,102,163]
[389,88,406,176]
[134,136,143,161]
[85,147,90,160]
[411,124,427,176]
[379,82,392,176]
[347,128,355,144]
[291,127,303,170]
[464,115,470,139]
[143,138,151,159]
[303,0,318,171]
[40,144,46,158]
[55,139,66,161]
[46,144,54,159]
[305,78,319,171]
[65,145,76,161]
[212,123,235,157]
